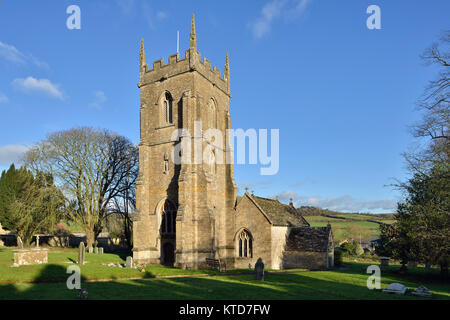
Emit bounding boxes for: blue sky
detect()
[0,0,448,213]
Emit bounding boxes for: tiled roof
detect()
[250,195,310,227]
[285,226,332,252]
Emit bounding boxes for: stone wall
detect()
[271,226,289,270]
[0,222,8,235]
[282,250,327,270]
[235,195,272,269]
[13,248,48,266]
[134,32,236,269]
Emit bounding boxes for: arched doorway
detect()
[162,242,175,266]
[159,199,177,266]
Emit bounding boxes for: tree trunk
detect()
[85,229,95,248]
[399,262,408,274]
[124,215,132,248]
[440,263,449,282]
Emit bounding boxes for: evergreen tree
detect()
[9,170,65,245]
[0,164,34,230]
[381,165,450,279]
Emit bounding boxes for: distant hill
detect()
[296,205,395,220]
[296,206,395,242]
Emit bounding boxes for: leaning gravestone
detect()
[17,236,24,249]
[254,258,264,281]
[126,256,133,269]
[382,283,407,295]
[78,242,85,265]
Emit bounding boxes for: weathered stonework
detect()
[235,193,333,270]
[133,15,236,269]
[13,248,48,266]
[133,15,334,271]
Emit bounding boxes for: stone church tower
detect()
[133,15,237,269]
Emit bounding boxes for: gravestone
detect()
[94,247,99,254]
[380,257,390,266]
[17,236,24,249]
[254,258,264,281]
[88,246,93,254]
[382,283,407,295]
[13,248,48,266]
[78,288,88,299]
[99,247,103,254]
[411,285,432,298]
[36,235,40,248]
[126,256,133,269]
[78,242,85,265]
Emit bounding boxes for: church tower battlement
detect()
[133,14,237,269]
[138,16,230,97]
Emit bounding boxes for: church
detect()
[132,15,334,270]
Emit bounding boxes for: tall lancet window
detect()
[160,200,176,236]
[208,99,217,129]
[238,229,253,258]
[162,92,173,125]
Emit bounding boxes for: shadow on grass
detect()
[104,247,132,261]
[0,262,449,300]
[338,261,448,285]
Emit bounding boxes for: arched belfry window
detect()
[238,229,253,258]
[162,92,173,125]
[160,200,176,236]
[208,99,217,129]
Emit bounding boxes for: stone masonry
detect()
[133,15,334,270]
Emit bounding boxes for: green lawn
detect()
[0,247,449,300]
[0,247,230,283]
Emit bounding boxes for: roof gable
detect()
[236,194,310,227]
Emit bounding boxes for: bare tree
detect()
[24,127,138,247]
[404,30,449,174]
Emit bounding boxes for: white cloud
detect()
[0,92,8,103]
[250,0,311,39]
[12,77,64,100]
[0,144,30,166]
[0,41,48,68]
[156,11,168,20]
[89,90,107,110]
[116,0,136,15]
[116,1,167,29]
[0,41,26,64]
[269,190,397,212]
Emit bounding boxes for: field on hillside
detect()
[303,212,395,242]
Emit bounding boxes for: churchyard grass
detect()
[0,247,448,299]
